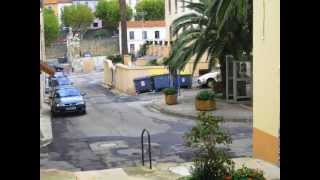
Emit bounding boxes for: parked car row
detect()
[48,71,87,117]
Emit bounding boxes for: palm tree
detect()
[164,0,252,97]
[119,0,128,54]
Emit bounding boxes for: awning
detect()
[40,62,55,76]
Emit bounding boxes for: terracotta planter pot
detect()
[165,94,177,105]
[224,176,232,180]
[195,99,216,111]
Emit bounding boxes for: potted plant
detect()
[195,90,216,111]
[162,88,177,105]
[233,165,266,180]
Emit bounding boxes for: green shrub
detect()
[196,90,215,101]
[233,165,266,180]
[146,59,159,66]
[108,54,123,64]
[184,112,234,179]
[162,88,177,95]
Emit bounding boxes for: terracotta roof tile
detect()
[127,20,166,28]
[58,0,72,3]
[44,0,58,4]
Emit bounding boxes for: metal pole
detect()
[141,129,152,169]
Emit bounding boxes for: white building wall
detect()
[165,0,199,41]
[119,25,166,56]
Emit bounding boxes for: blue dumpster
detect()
[174,74,192,88]
[133,76,153,94]
[151,74,170,92]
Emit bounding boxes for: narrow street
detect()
[40,71,252,171]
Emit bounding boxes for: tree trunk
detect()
[119,0,128,54]
[219,54,227,99]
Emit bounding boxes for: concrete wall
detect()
[80,38,119,57]
[104,59,208,95]
[72,56,106,73]
[104,59,115,87]
[114,64,169,95]
[146,44,170,57]
[253,0,280,164]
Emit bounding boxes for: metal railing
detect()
[141,129,152,169]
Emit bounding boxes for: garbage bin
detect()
[151,74,170,92]
[133,76,153,94]
[174,74,192,89]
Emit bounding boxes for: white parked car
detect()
[197,71,221,88]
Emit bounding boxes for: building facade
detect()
[119,20,166,56]
[164,0,198,41]
[72,0,103,29]
[252,0,280,165]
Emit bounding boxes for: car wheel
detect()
[51,110,57,117]
[80,109,86,115]
[206,78,216,88]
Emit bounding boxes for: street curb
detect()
[148,102,252,123]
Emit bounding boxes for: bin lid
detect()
[133,76,151,81]
[151,74,169,77]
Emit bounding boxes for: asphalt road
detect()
[40,71,252,171]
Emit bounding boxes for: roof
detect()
[127,20,166,28]
[44,0,58,4]
[58,0,72,3]
[72,0,97,1]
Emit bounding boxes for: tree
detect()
[61,4,94,39]
[95,0,133,29]
[164,0,253,97]
[43,8,59,47]
[135,0,164,20]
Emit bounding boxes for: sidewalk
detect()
[148,89,252,122]
[40,102,53,148]
[40,158,279,180]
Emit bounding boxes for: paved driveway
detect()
[40,71,252,171]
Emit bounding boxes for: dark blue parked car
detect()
[51,87,86,116]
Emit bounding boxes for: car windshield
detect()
[58,88,80,97]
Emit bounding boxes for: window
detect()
[142,31,147,39]
[175,0,178,13]
[129,31,134,40]
[130,44,135,54]
[93,22,98,27]
[168,0,171,14]
[155,31,160,39]
[48,5,52,10]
